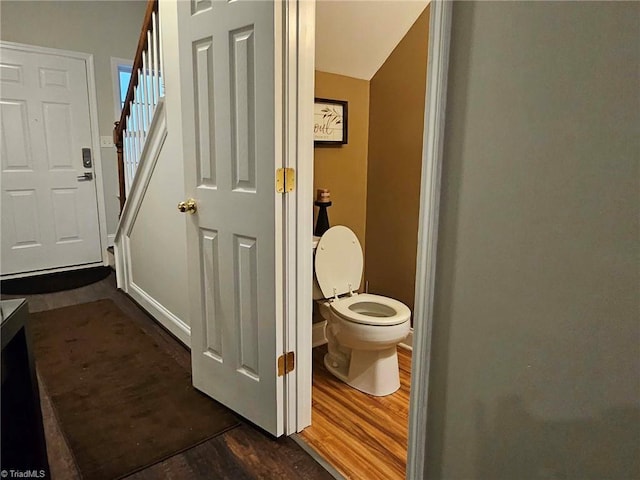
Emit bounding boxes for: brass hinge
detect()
[276,167,295,193]
[277,351,295,376]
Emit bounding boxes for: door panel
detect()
[200,228,222,359]
[235,234,259,378]
[51,188,81,243]
[179,0,284,436]
[0,100,32,170]
[0,63,22,83]
[42,102,75,169]
[4,189,40,248]
[0,46,102,276]
[39,67,69,89]
[193,36,216,187]
[230,26,256,192]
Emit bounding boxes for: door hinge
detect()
[276,167,295,193]
[277,351,295,376]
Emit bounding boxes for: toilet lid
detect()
[314,226,363,298]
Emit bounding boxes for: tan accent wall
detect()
[314,71,370,255]
[364,6,430,312]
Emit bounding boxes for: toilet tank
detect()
[312,236,324,300]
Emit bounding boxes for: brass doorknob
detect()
[178,198,197,214]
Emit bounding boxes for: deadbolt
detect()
[82,147,92,168]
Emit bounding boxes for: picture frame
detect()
[314,98,348,146]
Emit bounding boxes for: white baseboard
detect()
[128,281,191,347]
[398,328,414,351]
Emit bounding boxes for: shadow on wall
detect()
[475,396,640,480]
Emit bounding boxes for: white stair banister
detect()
[113,0,164,212]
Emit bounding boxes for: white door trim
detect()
[406,2,452,478]
[288,0,315,434]
[0,40,110,271]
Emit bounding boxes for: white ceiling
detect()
[315,0,429,81]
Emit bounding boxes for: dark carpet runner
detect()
[1,266,112,295]
[30,299,239,480]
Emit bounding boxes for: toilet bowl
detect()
[313,226,411,396]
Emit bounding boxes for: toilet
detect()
[313,225,411,396]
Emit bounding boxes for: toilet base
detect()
[312,320,328,347]
[324,346,400,397]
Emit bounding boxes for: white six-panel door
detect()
[176,0,285,436]
[0,46,102,276]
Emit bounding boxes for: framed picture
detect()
[314,98,348,146]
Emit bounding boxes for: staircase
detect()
[110,0,189,344]
[113,0,164,212]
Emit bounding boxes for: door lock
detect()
[77,172,93,181]
[82,147,92,168]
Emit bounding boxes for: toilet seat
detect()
[330,293,411,326]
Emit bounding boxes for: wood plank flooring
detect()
[2,273,333,480]
[299,344,411,480]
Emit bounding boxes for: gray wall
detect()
[426,2,639,479]
[0,0,147,236]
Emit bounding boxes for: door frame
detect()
[406,2,452,477]
[290,0,453,474]
[284,0,316,434]
[0,41,109,278]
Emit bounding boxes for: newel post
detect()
[113,121,126,214]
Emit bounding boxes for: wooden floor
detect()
[2,273,333,480]
[299,344,411,480]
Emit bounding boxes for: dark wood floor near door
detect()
[299,345,411,480]
[2,273,333,480]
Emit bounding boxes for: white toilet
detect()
[313,225,411,396]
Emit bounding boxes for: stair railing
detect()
[113,0,163,213]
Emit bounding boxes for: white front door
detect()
[0,45,102,276]
[177,1,286,436]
